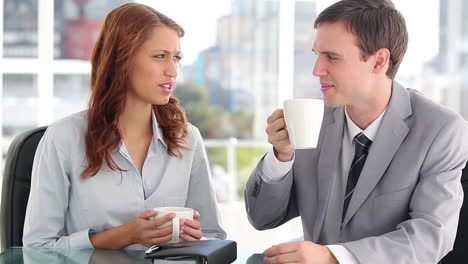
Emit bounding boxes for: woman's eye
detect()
[174,56,182,62]
[153,54,165,59]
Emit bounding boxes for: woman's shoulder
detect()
[185,123,204,147]
[186,123,202,139]
[45,110,88,143]
[48,110,87,131]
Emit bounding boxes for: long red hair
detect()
[82,3,189,178]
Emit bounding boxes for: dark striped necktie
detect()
[342,132,372,222]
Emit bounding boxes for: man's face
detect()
[312,21,376,108]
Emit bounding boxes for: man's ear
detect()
[372,48,391,74]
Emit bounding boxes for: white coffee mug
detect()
[152,207,194,243]
[283,98,324,149]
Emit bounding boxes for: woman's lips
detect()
[159,82,174,94]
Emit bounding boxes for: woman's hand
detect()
[89,209,176,249]
[180,211,203,241]
[131,209,176,247]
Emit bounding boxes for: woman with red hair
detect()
[23,3,226,249]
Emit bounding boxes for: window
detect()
[1,0,466,253]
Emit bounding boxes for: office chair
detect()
[1,126,47,252]
[441,161,468,263]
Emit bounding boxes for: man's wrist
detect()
[324,245,339,264]
[274,147,294,162]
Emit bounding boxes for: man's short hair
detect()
[314,0,408,79]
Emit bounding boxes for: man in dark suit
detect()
[244,0,468,263]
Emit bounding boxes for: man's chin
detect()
[322,97,342,108]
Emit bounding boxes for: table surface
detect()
[0,247,264,264]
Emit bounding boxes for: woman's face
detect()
[127,26,182,106]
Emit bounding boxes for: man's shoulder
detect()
[407,88,463,124]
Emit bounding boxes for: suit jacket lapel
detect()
[312,106,344,241]
[342,81,412,226]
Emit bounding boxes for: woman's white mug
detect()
[283,98,324,149]
[152,207,194,243]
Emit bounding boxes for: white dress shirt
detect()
[261,106,386,263]
[23,110,226,249]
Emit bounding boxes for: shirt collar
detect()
[344,106,386,142]
[151,109,167,149]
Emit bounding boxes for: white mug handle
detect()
[171,217,179,243]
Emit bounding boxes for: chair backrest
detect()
[441,162,468,263]
[1,127,47,252]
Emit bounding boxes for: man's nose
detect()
[312,58,327,77]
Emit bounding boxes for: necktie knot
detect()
[353,132,372,156]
